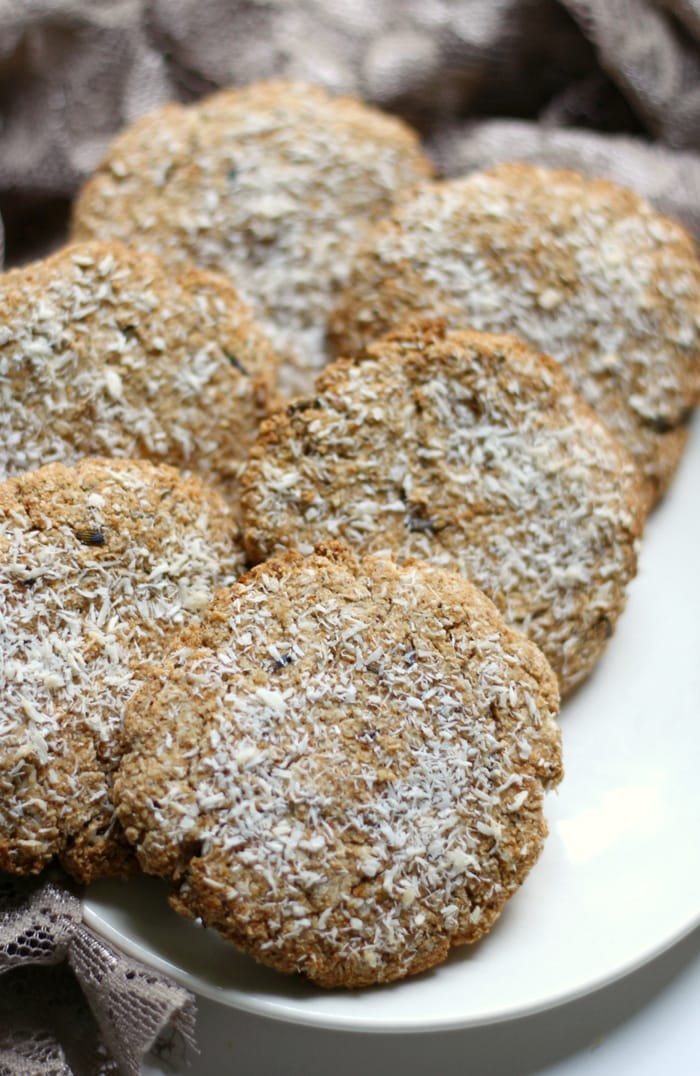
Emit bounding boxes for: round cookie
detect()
[114,541,562,989]
[240,321,645,695]
[329,164,700,506]
[70,80,434,397]
[0,458,244,883]
[0,240,278,498]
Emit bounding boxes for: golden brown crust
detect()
[0,240,278,498]
[0,458,244,882]
[71,80,434,396]
[240,320,645,695]
[115,541,562,988]
[329,164,700,506]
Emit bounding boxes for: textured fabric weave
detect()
[1,0,700,262]
[0,874,196,1076]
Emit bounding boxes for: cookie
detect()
[0,241,277,497]
[70,80,434,397]
[114,541,562,988]
[0,458,244,883]
[240,322,645,695]
[329,164,700,506]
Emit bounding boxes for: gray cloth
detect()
[0,0,699,1071]
[1,0,700,259]
[0,873,196,1076]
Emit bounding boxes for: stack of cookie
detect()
[1,80,698,989]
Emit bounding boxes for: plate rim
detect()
[82,898,700,1032]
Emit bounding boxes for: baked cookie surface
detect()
[0,458,244,883]
[114,542,562,989]
[241,322,645,694]
[329,164,700,505]
[71,81,434,396]
[0,241,277,497]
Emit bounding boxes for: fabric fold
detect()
[0,875,196,1076]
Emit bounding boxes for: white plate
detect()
[84,418,700,1033]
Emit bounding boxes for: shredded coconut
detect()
[0,458,244,882]
[115,542,562,988]
[329,164,700,503]
[241,322,644,693]
[71,81,434,396]
[0,241,277,498]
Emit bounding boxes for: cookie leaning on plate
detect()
[114,541,562,989]
[70,80,434,396]
[329,164,700,506]
[241,321,645,695]
[0,458,244,883]
[0,241,278,497]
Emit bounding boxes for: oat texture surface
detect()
[71,81,434,396]
[329,164,700,505]
[115,542,562,988]
[0,241,277,497]
[241,322,645,694]
[0,458,244,882]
